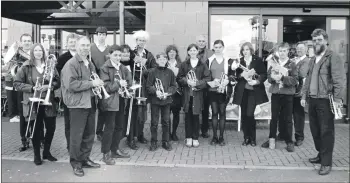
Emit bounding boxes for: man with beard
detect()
[301,29,345,175]
[56,33,79,151]
[196,35,214,138]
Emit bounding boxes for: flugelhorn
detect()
[186,70,198,91]
[329,94,343,120]
[90,72,110,99]
[217,72,228,93]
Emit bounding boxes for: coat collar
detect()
[208,54,230,74]
[185,58,203,68]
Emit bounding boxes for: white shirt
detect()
[111,61,121,70]
[97,42,108,52]
[69,50,76,57]
[36,63,45,74]
[168,59,177,68]
[315,51,325,64]
[244,56,252,67]
[295,55,306,65]
[279,58,289,67]
[190,58,199,68]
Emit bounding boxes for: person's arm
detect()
[51,68,61,90]
[146,69,157,95]
[255,58,267,85]
[63,63,94,92]
[281,62,298,86]
[56,53,67,74]
[330,54,346,102]
[13,66,34,93]
[166,70,177,95]
[99,66,119,93]
[176,63,188,87]
[196,64,211,89]
[267,66,276,84]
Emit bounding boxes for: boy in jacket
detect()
[146,53,177,151]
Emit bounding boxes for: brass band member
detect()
[165,45,182,141]
[99,45,131,165]
[14,43,60,165]
[127,30,157,150]
[206,40,235,146]
[61,36,102,177]
[146,53,177,151]
[262,42,298,152]
[56,33,79,151]
[232,42,268,147]
[177,44,211,148]
[301,29,346,175]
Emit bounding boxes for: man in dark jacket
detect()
[301,29,346,176]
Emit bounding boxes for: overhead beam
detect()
[124,1,146,21]
[72,1,84,9]
[13,8,122,13]
[77,1,93,17]
[41,25,144,29]
[96,1,114,17]
[58,1,69,9]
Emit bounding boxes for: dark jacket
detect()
[4,49,30,88]
[205,55,236,104]
[167,60,183,108]
[98,60,132,111]
[232,56,269,105]
[294,56,309,97]
[177,59,211,115]
[267,59,298,95]
[198,47,214,64]
[61,54,96,109]
[56,51,73,75]
[13,60,60,121]
[301,49,346,103]
[146,66,177,106]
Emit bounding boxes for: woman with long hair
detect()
[14,43,60,165]
[232,42,268,146]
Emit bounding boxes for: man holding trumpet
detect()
[61,36,103,177]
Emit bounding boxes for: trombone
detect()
[132,57,147,105]
[186,70,198,91]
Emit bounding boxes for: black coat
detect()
[232,56,269,105]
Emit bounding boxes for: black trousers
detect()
[209,91,227,138]
[6,90,19,118]
[96,109,105,136]
[170,92,181,135]
[308,98,334,166]
[127,101,147,142]
[62,101,70,150]
[151,104,170,142]
[269,94,293,144]
[185,97,199,140]
[30,106,56,156]
[69,98,96,168]
[293,97,305,141]
[201,90,210,134]
[101,97,125,154]
[241,89,257,141]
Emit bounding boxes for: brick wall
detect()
[146,1,209,60]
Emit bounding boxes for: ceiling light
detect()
[292,17,303,23]
[76,29,84,33]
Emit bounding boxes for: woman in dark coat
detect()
[232,42,268,146]
[177,44,211,148]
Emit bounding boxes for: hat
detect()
[96,26,108,34]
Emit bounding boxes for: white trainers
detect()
[10,116,20,123]
[269,138,276,149]
[192,140,199,147]
[185,138,192,147]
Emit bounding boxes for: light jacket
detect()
[267,59,298,95]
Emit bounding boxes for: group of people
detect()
[3,27,345,177]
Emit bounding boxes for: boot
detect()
[43,142,57,161]
[19,139,29,152]
[34,148,42,165]
[127,140,139,150]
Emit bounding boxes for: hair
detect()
[96,26,108,34]
[165,44,182,63]
[213,40,225,47]
[20,33,32,42]
[196,34,207,41]
[29,43,46,65]
[186,43,199,59]
[66,33,79,43]
[278,42,290,50]
[311,28,328,40]
[133,30,150,41]
[156,52,167,59]
[109,44,122,54]
[76,36,90,43]
[120,44,131,53]
[240,42,255,56]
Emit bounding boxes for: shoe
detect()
[210,137,218,145]
[218,137,226,146]
[242,139,251,146]
[309,156,321,164]
[185,138,192,147]
[43,153,58,161]
[111,150,130,158]
[34,156,42,166]
[162,141,173,151]
[269,138,275,149]
[82,158,100,168]
[19,140,30,152]
[102,153,115,165]
[261,140,269,148]
[286,143,295,152]
[294,140,303,146]
[9,116,20,123]
[250,140,256,147]
[201,132,210,138]
[171,133,179,141]
[127,140,139,150]
[138,135,148,144]
[192,139,199,147]
[319,166,332,175]
[96,134,102,142]
[149,141,158,151]
[73,166,84,177]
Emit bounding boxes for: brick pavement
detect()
[1,116,349,170]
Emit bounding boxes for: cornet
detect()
[115,70,132,98]
[329,94,343,120]
[155,78,168,100]
[186,70,198,91]
[217,72,228,93]
[90,72,110,99]
[232,59,259,80]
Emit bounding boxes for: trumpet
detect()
[186,70,198,91]
[115,70,132,98]
[329,94,343,120]
[232,59,259,80]
[155,78,168,100]
[217,72,228,93]
[90,72,110,99]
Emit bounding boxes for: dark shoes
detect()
[111,149,130,159]
[261,140,270,148]
[138,136,148,144]
[34,155,42,166]
[309,156,321,164]
[201,132,210,138]
[251,140,256,147]
[162,141,173,151]
[82,158,100,168]
[319,165,332,175]
[286,143,295,152]
[242,139,251,146]
[102,153,115,165]
[218,137,226,146]
[294,140,303,146]
[96,134,102,142]
[73,166,84,177]
[210,137,218,145]
[150,141,158,151]
[19,140,30,152]
[43,152,58,162]
[127,140,139,150]
[170,133,179,141]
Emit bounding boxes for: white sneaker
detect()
[10,116,20,123]
[185,138,192,147]
[269,138,275,149]
[192,140,199,147]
